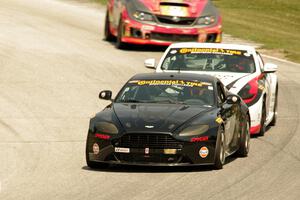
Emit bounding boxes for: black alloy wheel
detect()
[237,117,250,157]
[104,11,115,41]
[116,18,126,49]
[258,102,267,136]
[269,86,278,126]
[214,126,226,170]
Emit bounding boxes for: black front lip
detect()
[88,139,217,166]
[90,159,214,167]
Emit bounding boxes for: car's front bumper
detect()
[121,17,222,46]
[87,133,217,166]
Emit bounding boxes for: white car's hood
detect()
[163,71,249,86]
[212,73,249,86]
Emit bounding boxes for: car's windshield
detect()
[115,79,215,106]
[161,48,256,73]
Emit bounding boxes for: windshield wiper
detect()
[146,100,187,105]
[176,101,187,105]
[122,99,187,105]
[147,99,176,104]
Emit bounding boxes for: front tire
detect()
[116,18,126,49]
[269,86,278,126]
[214,126,226,170]
[104,11,115,41]
[258,102,266,136]
[237,117,250,157]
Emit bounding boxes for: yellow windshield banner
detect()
[129,80,212,87]
[179,48,243,55]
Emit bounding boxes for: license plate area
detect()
[160,6,188,17]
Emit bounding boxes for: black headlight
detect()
[179,124,209,137]
[196,15,216,26]
[133,11,154,22]
[238,76,259,104]
[238,83,254,99]
[95,122,118,134]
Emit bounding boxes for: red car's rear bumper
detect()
[118,17,222,46]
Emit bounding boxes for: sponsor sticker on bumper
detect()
[164,149,177,155]
[199,146,209,158]
[115,147,130,153]
[141,25,154,31]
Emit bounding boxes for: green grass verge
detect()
[213,0,300,62]
[90,0,106,4]
[91,0,300,62]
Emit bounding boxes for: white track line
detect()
[262,54,300,66]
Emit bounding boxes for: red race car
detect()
[104,0,222,49]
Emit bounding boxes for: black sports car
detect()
[86,73,250,169]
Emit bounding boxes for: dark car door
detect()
[217,82,238,151]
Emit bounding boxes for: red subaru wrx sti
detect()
[104,0,222,49]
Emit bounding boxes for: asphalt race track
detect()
[0,0,299,199]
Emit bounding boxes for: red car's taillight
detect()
[238,77,259,104]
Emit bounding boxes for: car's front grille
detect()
[156,15,196,26]
[151,32,198,42]
[115,134,183,149]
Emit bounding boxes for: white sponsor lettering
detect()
[115,147,130,153]
[141,25,154,31]
[164,149,177,154]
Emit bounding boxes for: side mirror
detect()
[226,94,240,104]
[144,58,156,69]
[99,90,112,100]
[263,63,278,73]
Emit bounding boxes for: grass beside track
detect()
[90,0,106,4]
[89,0,300,63]
[213,0,300,63]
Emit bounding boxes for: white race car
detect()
[145,43,278,135]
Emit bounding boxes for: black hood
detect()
[113,103,212,133]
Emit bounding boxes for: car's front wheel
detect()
[214,126,226,170]
[237,117,250,157]
[104,11,115,41]
[269,85,278,126]
[116,18,126,49]
[258,102,266,136]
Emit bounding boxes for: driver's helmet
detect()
[227,56,248,72]
[189,86,206,98]
[179,86,209,103]
[171,54,187,69]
